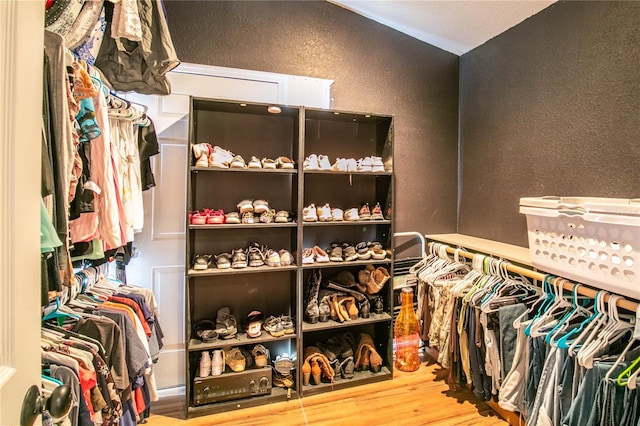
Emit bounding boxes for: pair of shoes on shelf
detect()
[354,241,388,260]
[231,155,296,169]
[190,209,225,225]
[326,241,359,262]
[237,199,270,214]
[192,144,235,168]
[303,154,332,170]
[246,311,264,338]
[302,246,329,264]
[194,320,218,343]
[302,346,336,385]
[193,254,213,270]
[304,204,343,222]
[274,353,296,375]
[252,344,270,368]
[199,350,225,377]
[357,264,391,295]
[263,315,295,337]
[355,156,385,172]
[324,278,371,319]
[331,157,359,172]
[221,244,294,269]
[215,307,238,339]
[224,347,252,372]
[354,333,383,373]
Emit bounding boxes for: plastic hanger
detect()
[529,278,575,338]
[525,275,556,336]
[557,290,604,350]
[545,284,593,346]
[570,290,610,357]
[42,298,81,323]
[578,295,634,369]
[605,305,640,385]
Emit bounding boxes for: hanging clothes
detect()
[415,242,640,425]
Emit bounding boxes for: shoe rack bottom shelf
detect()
[301,366,392,396]
[187,387,296,418]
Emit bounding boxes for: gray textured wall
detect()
[459,1,640,246]
[163,0,460,238]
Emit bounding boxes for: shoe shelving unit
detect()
[185,98,394,417]
[299,107,394,396]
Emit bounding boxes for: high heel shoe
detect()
[311,359,321,385]
[302,359,311,386]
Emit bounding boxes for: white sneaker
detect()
[316,203,332,222]
[331,208,344,221]
[211,350,225,376]
[317,154,332,170]
[332,158,347,171]
[211,145,234,165]
[199,351,211,377]
[371,156,385,172]
[344,207,360,221]
[345,158,358,172]
[303,203,318,222]
[248,156,262,169]
[357,157,373,172]
[304,154,320,170]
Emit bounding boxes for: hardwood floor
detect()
[147,352,508,426]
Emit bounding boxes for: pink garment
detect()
[70,85,122,248]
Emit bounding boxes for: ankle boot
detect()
[339,296,358,320]
[304,269,322,323]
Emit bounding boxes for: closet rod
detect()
[430,242,639,313]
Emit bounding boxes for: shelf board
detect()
[302,220,391,226]
[188,387,296,416]
[188,265,298,277]
[303,170,392,176]
[191,166,297,174]
[301,258,391,269]
[426,233,532,267]
[301,366,392,396]
[302,312,392,332]
[189,222,297,229]
[189,332,296,352]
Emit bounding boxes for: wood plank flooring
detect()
[147,351,508,426]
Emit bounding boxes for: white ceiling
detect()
[328,0,557,55]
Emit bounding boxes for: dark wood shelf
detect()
[187,387,296,416]
[302,220,391,226]
[188,332,296,352]
[189,222,297,230]
[186,98,394,416]
[302,312,392,333]
[191,166,297,174]
[303,170,392,176]
[301,366,392,396]
[188,265,298,277]
[301,258,391,269]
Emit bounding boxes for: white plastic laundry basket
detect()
[519,196,640,301]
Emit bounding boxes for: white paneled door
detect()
[1,1,45,425]
[124,64,333,392]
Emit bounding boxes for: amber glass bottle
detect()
[394,287,420,372]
